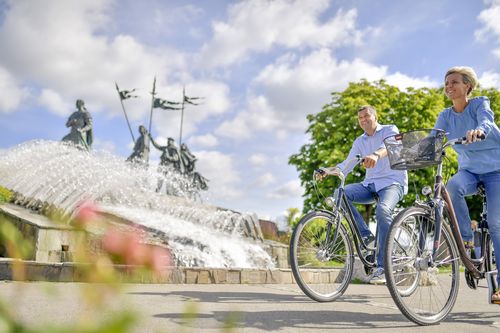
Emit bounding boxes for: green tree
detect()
[285,207,301,230]
[289,80,500,220]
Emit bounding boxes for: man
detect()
[318,105,407,284]
[126,125,150,166]
[149,136,183,193]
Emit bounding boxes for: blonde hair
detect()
[445,66,478,95]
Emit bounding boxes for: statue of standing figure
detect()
[180,143,197,174]
[126,125,150,165]
[62,99,93,150]
[149,135,183,192]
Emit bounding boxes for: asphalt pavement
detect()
[0,278,499,333]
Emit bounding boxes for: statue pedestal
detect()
[0,203,87,263]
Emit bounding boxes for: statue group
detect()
[62,99,208,198]
[149,134,208,195]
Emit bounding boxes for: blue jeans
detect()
[343,183,404,269]
[447,169,500,285]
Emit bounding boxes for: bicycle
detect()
[382,128,498,325]
[289,155,380,302]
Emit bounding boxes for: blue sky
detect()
[1,0,500,223]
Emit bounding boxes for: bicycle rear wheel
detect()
[290,210,354,302]
[385,207,460,325]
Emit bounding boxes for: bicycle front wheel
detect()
[385,207,460,325]
[290,210,354,302]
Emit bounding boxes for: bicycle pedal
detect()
[464,269,478,290]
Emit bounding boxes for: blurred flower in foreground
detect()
[102,228,173,273]
[73,200,100,228]
[74,200,173,274]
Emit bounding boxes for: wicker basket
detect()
[383,129,446,170]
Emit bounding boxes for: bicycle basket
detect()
[383,129,446,170]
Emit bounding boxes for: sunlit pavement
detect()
[1,278,499,333]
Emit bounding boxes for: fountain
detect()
[0,140,276,270]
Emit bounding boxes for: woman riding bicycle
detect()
[434,66,500,303]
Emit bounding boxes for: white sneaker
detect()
[369,268,386,285]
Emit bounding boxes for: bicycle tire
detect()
[385,206,460,325]
[290,210,354,302]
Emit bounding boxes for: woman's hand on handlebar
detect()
[465,129,485,144]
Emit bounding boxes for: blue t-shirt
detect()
[434,96,500,174]
[337,124,408,193]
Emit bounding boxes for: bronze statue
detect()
[150,135,183,192]
[180,143,197,174]
[126,125,150,165]
[62,99,93,150]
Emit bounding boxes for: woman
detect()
[434,66,500,303]
[62,99,93,150]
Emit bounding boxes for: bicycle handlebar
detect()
[444,133,486,147]
[314,154,365,182]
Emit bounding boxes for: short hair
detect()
[357,105,377,119]
[445,66,478,95]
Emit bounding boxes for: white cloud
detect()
[475,0,500,58]
[0,66,26,113]
[216,48,440,141]
[0,0,183,119]
[255,172,276,187]
[217,49,387,139]
[479,70,500,88]
[215,95,279,139]
[249,153,268,167]
[195,150,242,199]
[385,72,439,89]
[267,179,302,199]
[38,89,70,116]
[199,0,365,67]
[188,133,219,148]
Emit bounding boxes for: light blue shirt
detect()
[434,96,500,174]
[337,124,408,193]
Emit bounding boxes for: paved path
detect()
[1,279,499,333]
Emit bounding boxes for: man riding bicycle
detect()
[317,105,408,284]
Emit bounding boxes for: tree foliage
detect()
[289,80,500,219]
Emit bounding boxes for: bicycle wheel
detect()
[290,210,354,302]
[385,207,460,325]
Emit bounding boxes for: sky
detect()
[1,0,500,225]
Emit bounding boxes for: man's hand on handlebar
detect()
[314,167,342,181]
[362,154,379,169]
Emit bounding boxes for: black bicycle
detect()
[289,155,382,302]
[382,129,498,325]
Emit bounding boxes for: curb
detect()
[0,257,370,284]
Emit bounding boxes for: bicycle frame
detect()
[320,157,377,269]
[427,141,485,279]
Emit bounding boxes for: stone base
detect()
[0,257,372,284]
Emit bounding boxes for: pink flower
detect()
[101,227,172,272]
[74,200,99,227]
